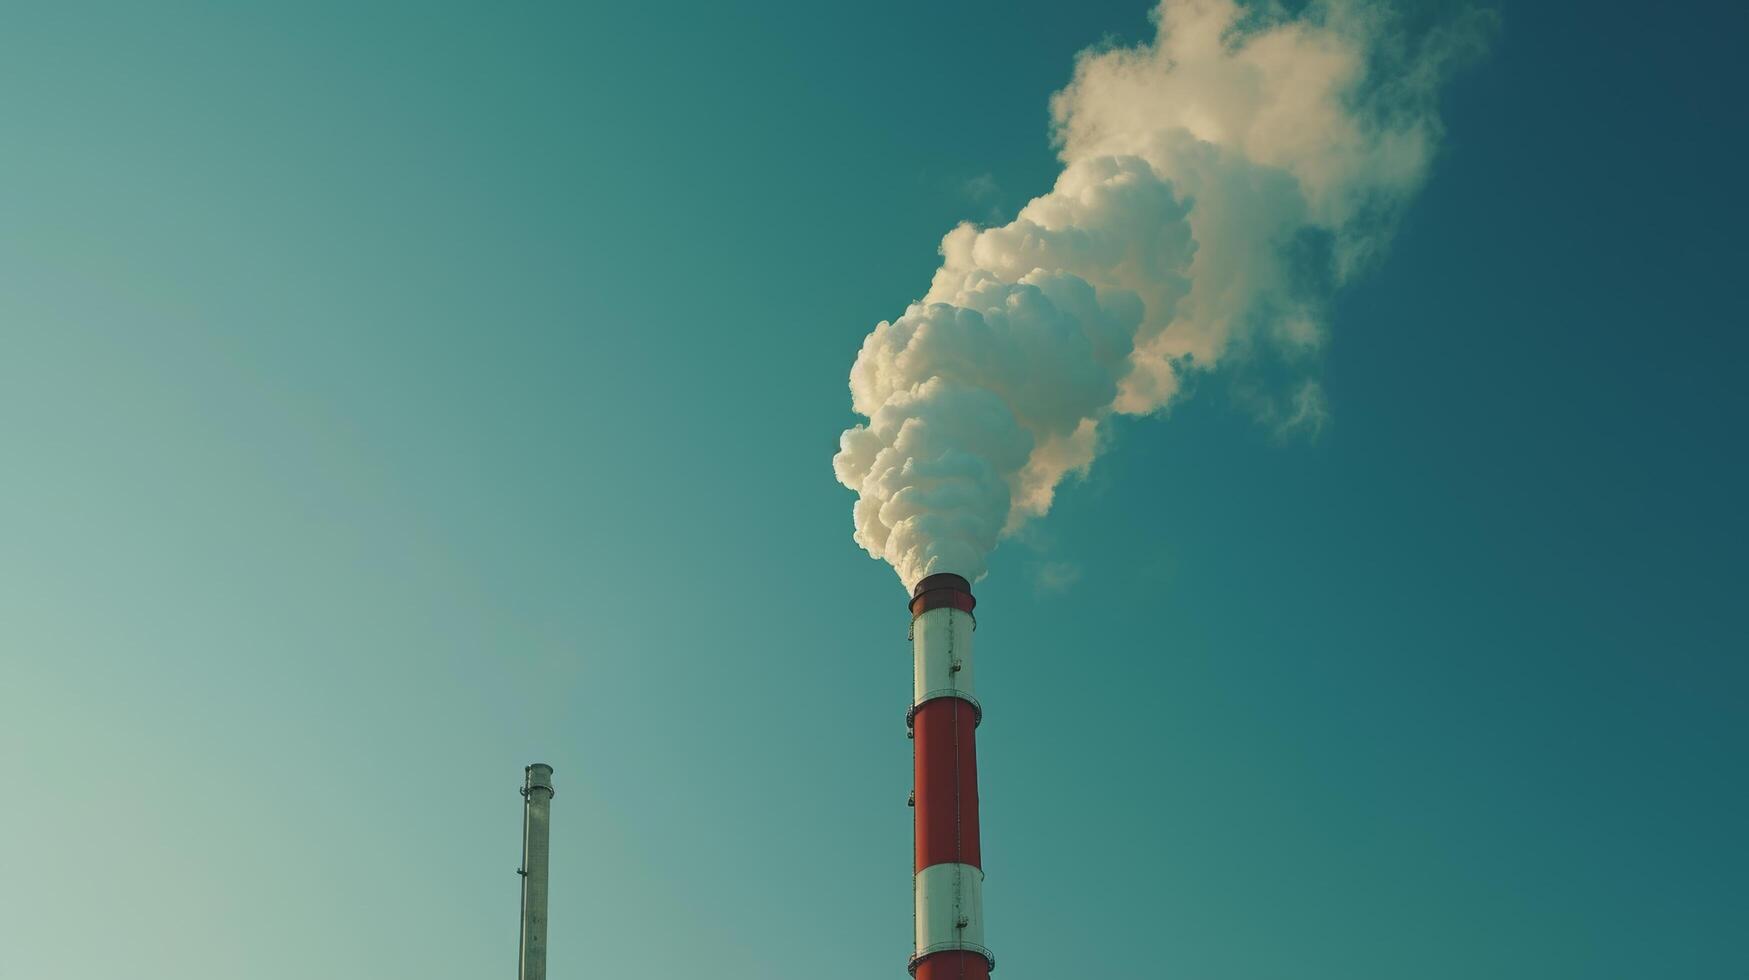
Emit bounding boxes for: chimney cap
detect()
[524,764,555,796]
[909,573,976,616]
[911,572,973,598]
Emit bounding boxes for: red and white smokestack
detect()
[907,572,994,978]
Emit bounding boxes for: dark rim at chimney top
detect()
[909,572,976,616]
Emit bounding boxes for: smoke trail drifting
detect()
[835,0,1487,589]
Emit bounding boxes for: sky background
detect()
[2,1,1745,978]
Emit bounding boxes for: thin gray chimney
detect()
[518,763,554,980]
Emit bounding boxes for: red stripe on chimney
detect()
[912,696,982,873]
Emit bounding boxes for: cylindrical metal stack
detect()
[519,763,555,980]
[907,573,994,978]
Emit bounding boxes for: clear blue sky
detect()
[2,2,1744,977]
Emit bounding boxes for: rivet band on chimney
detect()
[908,573,994,978]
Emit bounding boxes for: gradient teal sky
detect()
[3,2,1744,977]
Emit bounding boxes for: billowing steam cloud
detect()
[835,0,1487,589]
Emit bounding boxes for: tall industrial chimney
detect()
[907,573,994,978]
[518,763,554,980]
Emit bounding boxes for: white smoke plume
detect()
[835,0,1488,589]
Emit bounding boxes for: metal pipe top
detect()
[910,573,976,617]
[524,764,554,795]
